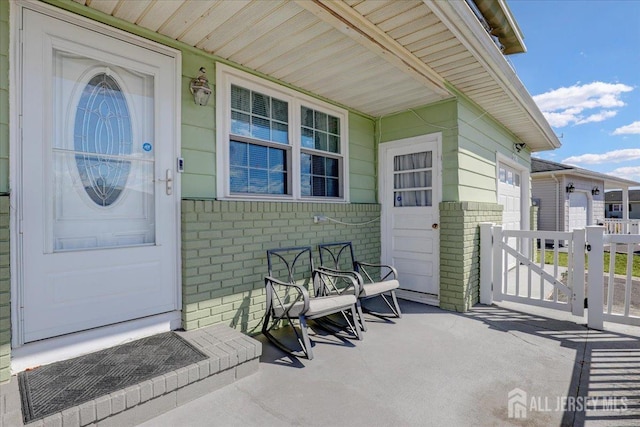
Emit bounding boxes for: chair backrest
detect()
[318,242,357,272]
[266,246,314,285]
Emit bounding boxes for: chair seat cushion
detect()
[274,294,357,317]
[308,294,357,316]
[361,279,399,297]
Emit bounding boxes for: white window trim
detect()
[216,64,349,202]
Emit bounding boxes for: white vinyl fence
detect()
[603,218,640,235]
[481,225,640,329]
[586,228,640,328]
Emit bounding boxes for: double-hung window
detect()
[229,85,289,195]
[300,106,342,197]
[217,64,348,201]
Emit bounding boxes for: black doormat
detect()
[18,332,206,423]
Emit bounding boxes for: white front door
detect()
[569,192,589,231]
[20,9,180,343]
[380,135,441,300]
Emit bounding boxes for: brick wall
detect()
[181,200,381,334]
[439,202,503,312]
[530,205,538,231]
[0,197,10,383]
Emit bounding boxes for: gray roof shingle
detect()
[531,158,573,173]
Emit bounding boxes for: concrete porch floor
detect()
[141,301,640,427]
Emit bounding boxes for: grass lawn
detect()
[538,250,640,277]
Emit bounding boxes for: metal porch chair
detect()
[318,242,401,332]
[263,246,362,360]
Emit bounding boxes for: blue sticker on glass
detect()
[396,196,402,202]
[143,142,152,152]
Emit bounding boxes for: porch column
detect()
[439,202,503,312]
[622,187,629,221]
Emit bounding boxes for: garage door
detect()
[568,192,588,231]
[498,163,522,269]
[498,164,522,232]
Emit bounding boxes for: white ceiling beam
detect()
[294,0,451,99]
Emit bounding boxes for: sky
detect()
[507,0,640,185]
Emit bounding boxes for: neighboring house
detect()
[531,158,639,232]
[0,0,560,381]
[605,190,640,219]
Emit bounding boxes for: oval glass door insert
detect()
[74,73,132,206]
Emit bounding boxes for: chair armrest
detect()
[264,275,310,314]
[313,268,362,297]
[316,265,364,284]
[354,261,398,282]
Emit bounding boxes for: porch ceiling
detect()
[76,0,560,151]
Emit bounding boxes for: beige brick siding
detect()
[439,202,502,312]
[0,197,10,382]
[181,200,381,334]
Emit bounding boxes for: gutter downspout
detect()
[551,174,559,232]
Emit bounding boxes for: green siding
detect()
[349,112,377,203]
[378,99,459,202]
[181,54,216,199]
[457,98,530,203]
[379,97,531,205]
[181,200,380,333]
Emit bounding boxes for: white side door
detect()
[20,9,180,343]
[381,135,440,300]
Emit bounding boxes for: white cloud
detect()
[613,121,640,135]
[607,166,640,181]
[575,110,618,125]
[533,82,633,128]
[563,149,640,165]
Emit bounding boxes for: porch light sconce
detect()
[189,67,211,106]
[592,186,600,196]
[514,142,526,153]
[566,183,575,193]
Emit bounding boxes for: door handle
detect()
[157,169,173,195]
[432,223,439,229]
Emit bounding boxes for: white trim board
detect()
[396,289,439,307]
